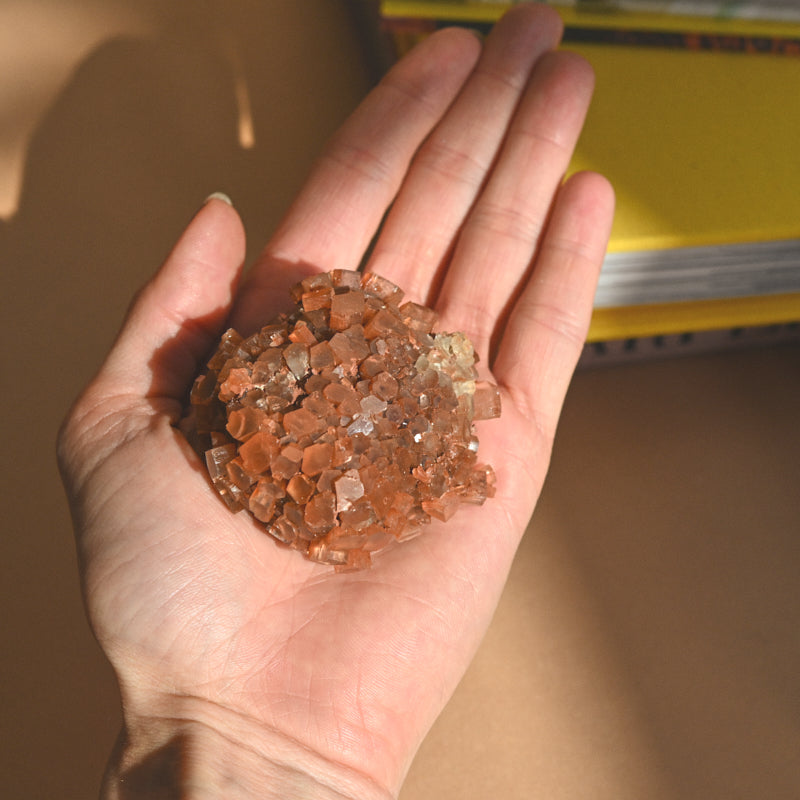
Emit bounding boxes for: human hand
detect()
[57,4,613,798]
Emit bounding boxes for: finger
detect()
[433,50,596,358]
[95,196,246,401]
[494,170,615,439]
[365,3,564,304]
[231,27,482,333]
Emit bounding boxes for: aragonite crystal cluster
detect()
[188,269,500,570]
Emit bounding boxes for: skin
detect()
[57,5,614,799]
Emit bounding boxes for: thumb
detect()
[96,194,246,402]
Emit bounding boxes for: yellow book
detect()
[382,1,800,38]
[381,2,800,344]
[572,40,800,340]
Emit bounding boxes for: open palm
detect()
[58,6,613,798]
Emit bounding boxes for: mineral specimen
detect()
[187,269,500,570]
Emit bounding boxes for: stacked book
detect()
[380,1,800,361]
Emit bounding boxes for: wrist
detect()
[102,696,395,800]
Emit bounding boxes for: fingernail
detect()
[204,191,233,207]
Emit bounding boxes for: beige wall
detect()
[2,2,799,798]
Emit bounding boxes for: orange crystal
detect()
[187,269,500,570]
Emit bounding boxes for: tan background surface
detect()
[2,2,798,798]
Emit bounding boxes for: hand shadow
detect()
[3,26,241,409]
[3,5,373,418]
